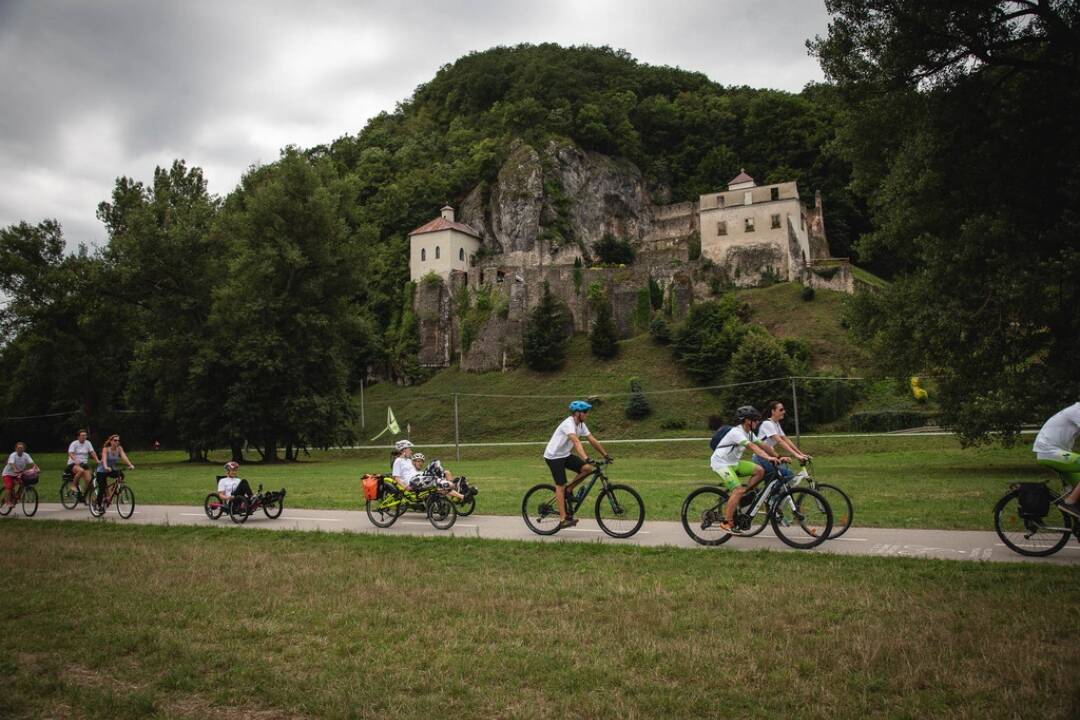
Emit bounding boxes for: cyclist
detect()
[543,400,612,529]
[3,442,40,508]
[391,439,418,490]
[753,399,810,480]
[93,434,135,510]
[67,429,100,501]
[711,405,789,534]
[216,461,253,504]
[1033,399,1080,518]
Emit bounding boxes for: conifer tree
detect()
[625,378,651,420]
[523,282,569,371]
[590,293,618,359]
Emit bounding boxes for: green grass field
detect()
[29,435,1053,530]
[2,522,1076,719]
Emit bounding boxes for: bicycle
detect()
[87,470,135,519]
[451,476,479,517]
[204,484,286,524]
[0,473,39,517]
[365,474,457,530]
[521,458,645,538]
[680,463,833,549]
[994,472,1077,557]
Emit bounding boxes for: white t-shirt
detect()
[217,476,243,495]
[392,456,419,487]
[544,416,590,460]
[757,420,785,449]
[710,425,755,470]
[3,452,34,475]
[1033,402,1080,455]
[68,440,95,466]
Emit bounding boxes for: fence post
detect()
[453,393,461,462]
[790,377,801,444]
[359,377,365,429]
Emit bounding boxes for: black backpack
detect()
[709,425,733,451]
[1017,483,1052,520]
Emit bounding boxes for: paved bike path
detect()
[15,502,1080,566]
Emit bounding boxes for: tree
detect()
[523,282,569,371]
[589,289,618,359]
[812,1,1080,442]
[718,330,793,417]
[593,234,635,265]
[671,296,750,384]
[625,378,652,420]
[209,148,362,461]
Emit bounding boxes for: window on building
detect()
[459,248,465,261]
[771,214,781,229]
[744,217,755,233]
[770,187,780,202]
[435,246,440,259]
[717,221,727,236]
[744,191,753,206]
[717,194,725,208]
[800,214,805,230]
[421,248,426,261]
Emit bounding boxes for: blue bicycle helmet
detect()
[569,400,592,413]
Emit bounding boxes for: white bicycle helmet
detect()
[394,439,414,452]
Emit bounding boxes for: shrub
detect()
[671,296,749,384]
[594,233,635,265]
[717,330,793,413]
[707,414,726,431]
[649,277,663,310]
[625,378,651,420]
[801,285,815,301]
[660,417,687,430]
[687,230,701,261]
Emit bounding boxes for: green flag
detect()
[370,407,400,442]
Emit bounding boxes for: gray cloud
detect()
[0,0,828,248]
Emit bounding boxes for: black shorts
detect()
[545,455,585,486]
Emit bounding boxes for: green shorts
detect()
[1036,449,1080,484]
[712,460,759,491]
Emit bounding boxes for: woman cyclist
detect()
[93,434,134,510]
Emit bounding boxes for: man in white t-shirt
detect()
[753,400,811,481]
[3,442,40,507]
[216,462,252,501]
[67,430,100,499]
[710,406,788,534]
[543,400,611,528]
[1032,400,1080,517]
[391,440,419,490]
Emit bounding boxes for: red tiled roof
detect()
[408,216,481,238]
[728,169,755,185]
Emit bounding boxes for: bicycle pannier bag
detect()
[1017,483,1052,520]
[362,474,380,501]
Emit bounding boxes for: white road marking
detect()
[399,521,478,528]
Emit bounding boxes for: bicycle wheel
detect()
[115,486,135,519]
[0,493,13,516]
[427,494,457,530]
[773,488,832,549]
[60,480,80,509]
[680,486,734,546]
[521,484,562,535]
[456,495,476,517]
[366,498,403,528]
[262,496,284,519]
[204,493,223,520]
[20,486,38,517]
[88,487,105,517]
[812,483,853,539]
[229,497,250,524]
[595,484,645,538]
[994,489,1071,557]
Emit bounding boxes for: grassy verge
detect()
[2,521,1077,719]
[26,435,1049,530]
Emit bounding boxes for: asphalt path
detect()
[10,502,1080,566]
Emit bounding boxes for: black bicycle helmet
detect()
[734,405,762,422]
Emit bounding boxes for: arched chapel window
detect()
[459,248,465,261]
[435,246,441,259]
[421,248,426,261]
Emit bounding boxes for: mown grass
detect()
[1,521,1077,719]
[27,435,1053,530]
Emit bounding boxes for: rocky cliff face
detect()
[458,138,656,265]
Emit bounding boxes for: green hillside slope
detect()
[361,283,872,445]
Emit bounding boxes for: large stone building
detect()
[408,206,481,281]
[698,170,828,285]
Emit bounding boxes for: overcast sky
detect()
[0,0,829,249]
